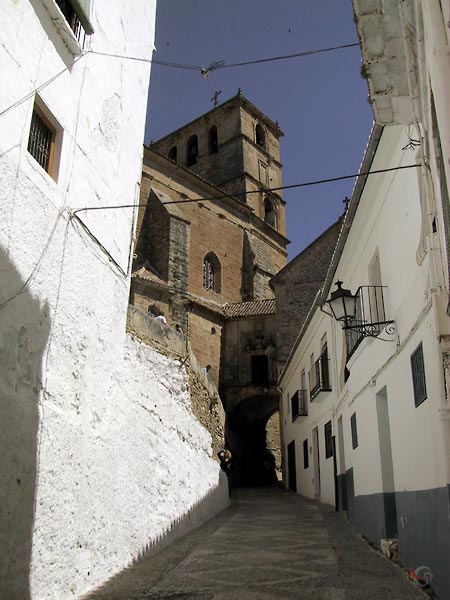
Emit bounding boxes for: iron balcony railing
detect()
[309,357,331,400]
[291,390,308,421]
[346,285,395,359]
[55,0,87,44]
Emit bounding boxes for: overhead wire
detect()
[0,41,360,119]
[0,52,86,118]
[89,42,360,76]
[71,163,421,215]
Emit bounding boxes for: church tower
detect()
[132,92,289,485]
[150,90,288,300]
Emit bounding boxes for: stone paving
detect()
[82,487,429,600]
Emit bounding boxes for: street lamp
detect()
[326,281,358,329]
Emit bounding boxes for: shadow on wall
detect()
[79,472,230,600]
[0,246,51,600]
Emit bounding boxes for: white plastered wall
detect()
[0,2,229,599]
[280,123,449,505]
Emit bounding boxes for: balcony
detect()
[345,286,395,360]
[55,0,87,44]
[309,357,331,400]
[291,390,308,421]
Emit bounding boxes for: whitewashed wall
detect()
[281,309,337,506]
[280,124,449,504]
[0,2,229,599]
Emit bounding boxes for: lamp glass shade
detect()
[327,282,357,323]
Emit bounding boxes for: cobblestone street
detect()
[81,487,429,600]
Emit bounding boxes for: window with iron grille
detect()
[27,106,56,175]
[291,390,307,421]
[324,420,333,459]
[351,412,358,449]
[310,346,331,400]
[411,343,427,407]
[303,439,309,469]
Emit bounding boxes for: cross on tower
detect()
[343,196,351,212]
[211,90,222,107]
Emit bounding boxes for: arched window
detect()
[186,135,198,166]
[208,126,218,155]
[255,123,266,149]
[203,253,221,293]
[168,146,177,161]
[264,198,276,228]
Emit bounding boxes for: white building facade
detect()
[0,2,229,599]
[280,120,450,599]
[280,3,450,596]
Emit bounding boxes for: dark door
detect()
[287,440,297,492]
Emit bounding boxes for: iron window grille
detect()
[324,421,333,459]
[309,357,331,400]
[27,107,55,174]
[411,342,427,407]
[303,439,309,469]
[291,390,308,421]
[346,285,395,359]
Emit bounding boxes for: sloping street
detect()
[82,488,428,600]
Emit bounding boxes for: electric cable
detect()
[89,42,359,76]
[0,41,359,119]
[0,53,86,118]
[71,163,421,215]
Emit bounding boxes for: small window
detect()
[324,421,333,459]
[255,123,266,149]
[411,343,427,407]
[168,146,177,162]
[186,135,198,166]
[203,252,221,292]
[303,439,309,469]
[351,413,358,449]
[27,100,61,180]
[251,355,268,385]
[208,126,218,155]
[264,198,276,228]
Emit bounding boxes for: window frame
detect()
[411,342,427,407]
[303,438,309,469]
[324,420,333,459]
[203,252,221,293]
[28,105,56,175]
[351,412,358,449]
[27,98,62,181]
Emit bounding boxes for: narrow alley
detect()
[82,488,428,600]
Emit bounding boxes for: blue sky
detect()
[145,0,373,259]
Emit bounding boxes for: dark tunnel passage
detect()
[225,394,279,487]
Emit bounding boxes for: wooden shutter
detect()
[71,0,94,33]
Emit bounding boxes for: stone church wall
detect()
[272,219,342,371]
